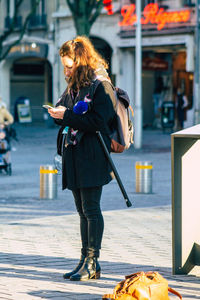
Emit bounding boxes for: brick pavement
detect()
[0,124,200,299]
[0,206,200,299]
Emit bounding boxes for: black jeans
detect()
[72,186,104,258]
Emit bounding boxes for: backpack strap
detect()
[89,79,118,120]
[89,78,113,99]
[129,105,134,117]
[168,287,182,299]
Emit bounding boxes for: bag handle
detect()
[102,294,116,300]
[103,287,182,299]
[168,287,182,299]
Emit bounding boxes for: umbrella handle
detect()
[97,131,132,208]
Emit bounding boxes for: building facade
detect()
[54,0,197,128]
[0,0,197,128]
[118,0,196,128]
[0,0,56,122]
[52,0,121,105]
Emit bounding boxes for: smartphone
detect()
[42,104,54,109]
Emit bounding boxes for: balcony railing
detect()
[4,16,22,30]
[184,0,195,7]
[28,14,47,29]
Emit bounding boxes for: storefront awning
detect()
[3,42,48,59]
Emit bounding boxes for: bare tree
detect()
[66,0,104,36]
[0,0,41,62]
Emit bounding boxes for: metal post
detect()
[135,161,153,194]
[194,0,200,124]
[134,0,142,149]
[40,165,58,199]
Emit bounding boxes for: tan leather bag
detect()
[102,271,182,300]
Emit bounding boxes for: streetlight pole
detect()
[134,0,142,149]
[194,0,200,124]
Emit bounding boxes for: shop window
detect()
[29,0,46,29]
[128,0,157,4]
[128,0,162,10]
[143,0,170,10]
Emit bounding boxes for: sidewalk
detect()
[0,124,200,299]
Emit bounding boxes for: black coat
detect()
[55,80,116,190]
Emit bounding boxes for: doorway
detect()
[90,36,113,79]
[10,57,52,123]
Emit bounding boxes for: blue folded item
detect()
[73,101,88,115]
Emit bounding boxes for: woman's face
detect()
[61,56,75,81]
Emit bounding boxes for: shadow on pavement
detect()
[0,251,171,273]
[29,290,103,299]
[1,252,200,299]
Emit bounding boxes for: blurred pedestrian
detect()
[153,76,164,128]
[0,97,14,126]
[176,88,188,130]
[48,36,116,281]
[153,76,164,117]
[0,97,13,168]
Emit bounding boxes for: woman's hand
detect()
[48,106,67,120]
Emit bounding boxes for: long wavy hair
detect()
[59,36,108,91]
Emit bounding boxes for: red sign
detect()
[119,3,191,30]
[103,0,114,15]
[142,57,168,71]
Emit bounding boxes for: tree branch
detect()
[86,0,96,17]
[65,0,104,36]
[66,0,75,13]
[89,0,103,25]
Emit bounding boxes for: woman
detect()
[48,36,116,281]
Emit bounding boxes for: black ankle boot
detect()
[70,257,101,281]
[63,255,86,279]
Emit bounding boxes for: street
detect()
[0,124,200,299]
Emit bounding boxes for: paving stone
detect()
[0,125,200,299]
